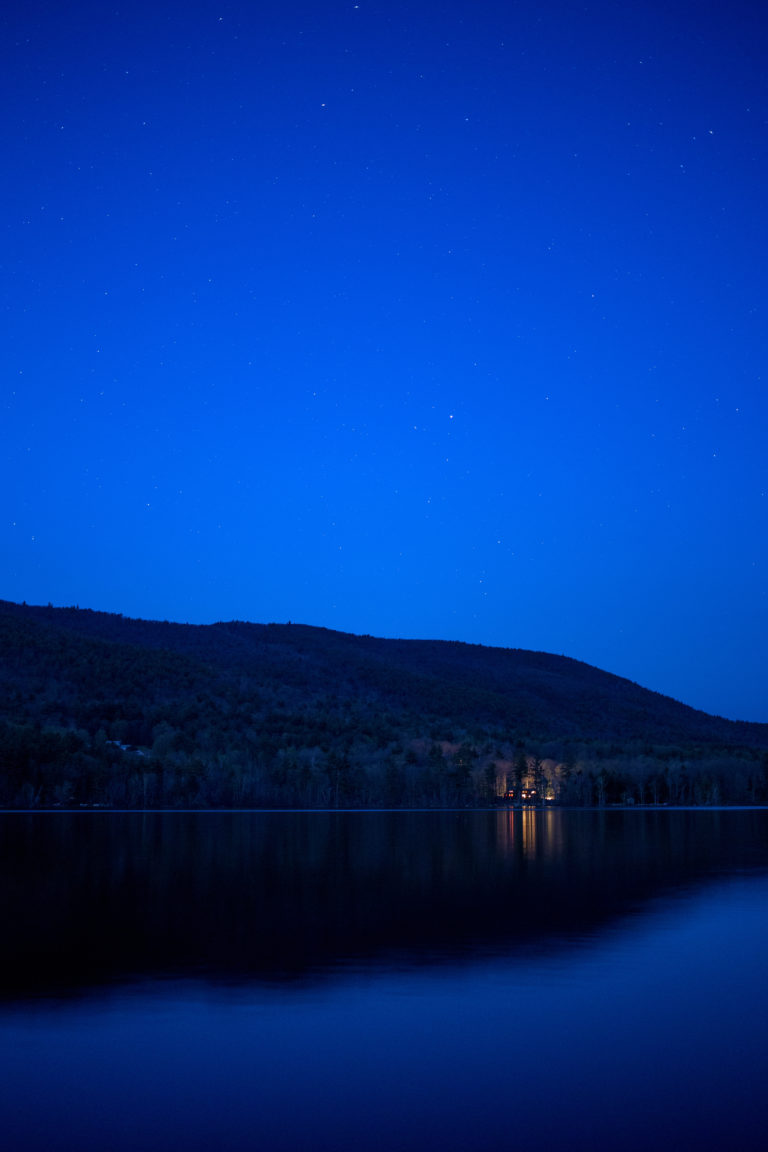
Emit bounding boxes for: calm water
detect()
[2,809,768,1151]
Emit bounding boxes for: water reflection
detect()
[498,805,559,858]
[1,809,767,1000]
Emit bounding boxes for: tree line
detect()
[1,716,766,809]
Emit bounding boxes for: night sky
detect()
[3,1,766,721]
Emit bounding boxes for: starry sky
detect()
[3,0,767,721]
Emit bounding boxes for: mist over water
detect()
[2,810,768,1150]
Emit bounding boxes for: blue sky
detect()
[3,0,767,720]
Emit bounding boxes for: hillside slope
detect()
[1,599,766,807]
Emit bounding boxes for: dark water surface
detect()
[2,809,768,1150]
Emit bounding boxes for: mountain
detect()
[1,598,766,808]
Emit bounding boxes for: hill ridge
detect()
[1,598,766,808]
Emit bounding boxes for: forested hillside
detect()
[1,599,766,808]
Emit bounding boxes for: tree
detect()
[512,750,528,806]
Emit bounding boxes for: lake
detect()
[1,809,768,1151]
